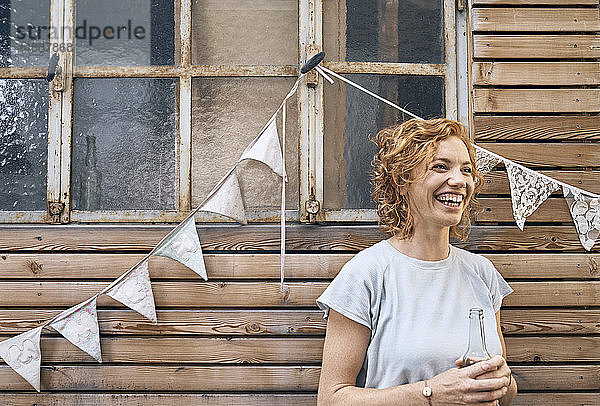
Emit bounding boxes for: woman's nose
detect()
[447,168,467,186]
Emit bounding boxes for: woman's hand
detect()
[458,355,512,384]
[428,355,510,405]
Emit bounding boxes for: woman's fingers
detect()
[463,355,504,379]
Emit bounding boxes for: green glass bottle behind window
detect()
[79,135,101,210]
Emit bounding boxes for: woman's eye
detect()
[462,167,473,174]
[432,163,447,170]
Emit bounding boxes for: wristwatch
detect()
[422,381,432,405]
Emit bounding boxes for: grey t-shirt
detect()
[316,240,513,389]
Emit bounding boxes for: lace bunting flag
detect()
[154,216,208,280]
[0,326,43,391]
[107,259,157,324]
[475,148,501,176]
[199,170,247,225]
[238,119,286,180]
[505,162,560,230]
[563,186,600,251]
[50,299,102,362]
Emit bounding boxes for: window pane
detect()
[192,77,298,210]
[75,0,175,66]
[0,79,48,211]
[192,0,298,65]
[323,0,444,63]
[324,74,445,209]
[0,0,50,67]
[71,78,177,210]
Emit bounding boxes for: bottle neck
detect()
[466,309,490,361]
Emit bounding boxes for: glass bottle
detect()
[461,307,491,367]
[79,135,101,210]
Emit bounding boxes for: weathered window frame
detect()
[300,0,463,222]
[0,0,466,224]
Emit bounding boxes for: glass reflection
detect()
[192,0,298,65]
[0,0,51,67]
[324,74,445,209]
[72,78,177,210]
[75,0,174,66]
[0,79,48,211]
[324,0,444,64]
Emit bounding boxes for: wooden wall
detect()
[1,1,599,405]
[470,0,600,404]
[0,222,599,405]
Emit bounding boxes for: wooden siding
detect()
[472,0,600,404]
[0,226,599,404]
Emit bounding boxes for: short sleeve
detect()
[487,262,513,312]
[316,255,376,330]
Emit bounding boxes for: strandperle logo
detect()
[13,20,147,46]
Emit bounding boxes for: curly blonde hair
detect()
[371,118,483,241]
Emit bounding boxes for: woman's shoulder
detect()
[346,239,394,265]
[338,240,394,278]
[452,245,497,278]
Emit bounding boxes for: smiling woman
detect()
[316,118,517,406]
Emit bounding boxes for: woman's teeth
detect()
[436,193,463,207]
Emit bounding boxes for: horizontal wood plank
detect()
[511,393,600,406]
[474,88,600,113]
[0,281,327,308]
[486,253,600,279]
[480,170,600,194]
[473,8,600,32]
[0,225,595,252]
[474,116,600,141]
[473,62,600,85]
[476,143,600,167]
[1,364,598,392]
[32,337,324,364]
[476,197,571,222]
[0,281,596,307]
[0,365,320,391]
[0,310,327,336]
[2,308,597,336]
[473,0,598,4]
[0,253,344,280]
[500,309,600,334]
[511,365,600,391]
[506,336,600,362]
[474,35,600,59]
[2,252,599,280]
[0,394,318,406]
[1,392,597,406]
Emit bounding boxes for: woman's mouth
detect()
[435,193,464,207]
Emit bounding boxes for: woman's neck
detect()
[388,228,450,261]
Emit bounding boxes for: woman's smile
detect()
[406,136,475,231]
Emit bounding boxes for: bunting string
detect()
[281,100,287,292]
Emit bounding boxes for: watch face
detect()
[423,386,432,397]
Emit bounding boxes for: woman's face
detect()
[405,136,475,233]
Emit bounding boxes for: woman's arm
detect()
[318,309,510,406]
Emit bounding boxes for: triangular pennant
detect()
[475,148,501,176]
[50,298,102,362]
[107,259,157,324]
[506,162,560,230]
[0,326,43,391]
[563,186,600,251]
[199,170,247,225]
[153,216,208,280]
[239,119,286,179]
